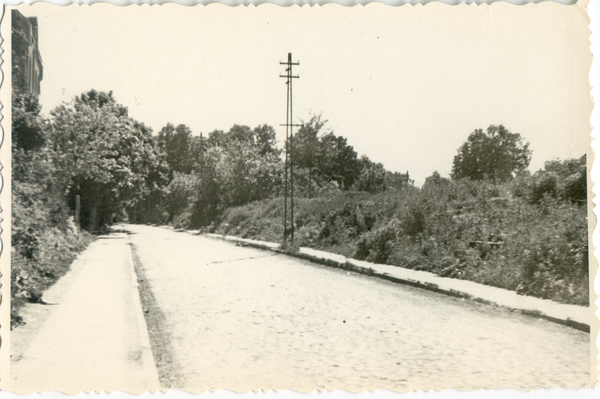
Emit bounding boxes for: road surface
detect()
[126,224,591,392]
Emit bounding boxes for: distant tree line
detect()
[13,90,412,236]
[147,115,411,228]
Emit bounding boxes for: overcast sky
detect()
[14,2,592,184]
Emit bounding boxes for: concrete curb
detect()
[204,232,591,333]
[125,241,162,391]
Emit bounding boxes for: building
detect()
[12,10,43,96]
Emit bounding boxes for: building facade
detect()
[12,10,43,96]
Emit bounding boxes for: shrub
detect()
[564,171,586,203]
[532,172,559,203]
[212,176,589,306]
[354,219,401,264]
[401,202,426,237]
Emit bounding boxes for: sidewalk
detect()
[206,233,592,333]
[9,233,160,394]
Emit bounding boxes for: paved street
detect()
[126,224,591,392]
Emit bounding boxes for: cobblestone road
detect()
[126,224,591,392]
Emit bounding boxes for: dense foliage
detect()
[11,90,167,325]
[48,91,169,231]
[216,166,589,306]
[12,81,590,328]
[158,116,408,229]
[452,125,531,183]
[213,127,588,306]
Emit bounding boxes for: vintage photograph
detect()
[0,1,597,394]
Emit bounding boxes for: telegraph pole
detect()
[280,53,299,248]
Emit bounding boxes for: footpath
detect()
[205,233,593,333]
[8,233,160,394]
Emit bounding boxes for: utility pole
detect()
[75,194,81,232]
[200,132,208,227]
[280,53,299,249]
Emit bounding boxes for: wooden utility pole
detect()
[279,53,300,249]
[75,194,81,232]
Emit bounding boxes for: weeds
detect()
[216,178,589,306]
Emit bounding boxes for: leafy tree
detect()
[253,124,281,157]
[124,122,170,223]
[206,124,280,157]
[206,129,227,147]
[532,155,587,204]
[356,156,386,193]
[183,124,283,226]
[227,124,255,143]
[320,132,361,189]
[451,125,531,183]
[216,139,282,207]
[543,155,586,180]
[12,93,46,152]
[157,123,194,176]
[293,116,325,197]
[191,146,224,226]
[48,90,160,231]
[188,134,208,173]
[423,171,452,195]
[385,171,413,190]
[164,172,200,222]
[532,172,559,203]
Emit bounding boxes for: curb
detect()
[204,232,591,333]
[125,241,162,390]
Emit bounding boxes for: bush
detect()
[11,146,95,327]
[401,202,426,237]
[532,172,559,203]
[212,176,589,306]
[564,171,586,203]
[354,219,401,263]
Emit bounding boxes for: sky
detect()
[13,2,593,185]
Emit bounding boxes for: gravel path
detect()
[126,224,592,392]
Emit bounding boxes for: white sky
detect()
[14,2,593,185]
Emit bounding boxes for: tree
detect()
[12,93,46,152]
[253,124,281,157]
[157,123,194,176]
[293,116,326,198]
[532,155,587,204]
[320,132,361,189]
[355,156,386,193]
[164,172,200,222]
[189,124,282,226]
[124,122,170,223]
[384,171,412,190]
[191,146,224,227]
[451,125,531,183]
[216,139,282,207]
[48,90,161,231]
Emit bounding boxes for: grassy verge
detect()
[11,172,96,328]
[11,228,95,328]
[215,182,588,306]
